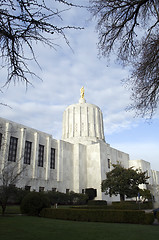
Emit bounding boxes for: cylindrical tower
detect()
[62,87,105,144]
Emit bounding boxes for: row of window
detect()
[25,186,70,193]
[1,134,110,170]
[1,135,55,169]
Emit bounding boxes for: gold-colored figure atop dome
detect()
[80,86,85,99]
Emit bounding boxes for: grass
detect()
[0,204,76,214]
[0,205,21,214]
[0,215,159,240]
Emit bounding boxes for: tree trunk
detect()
[120,194,125,202]
[1,203,6,215]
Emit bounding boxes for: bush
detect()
[14,188,30,204]
[68,192,88,205]
[88,200,107,206]
[47,191,88,205]
[40,208,154,225]
[85,188,97,201]
[144,213,154,225]
[71,206,108,210]
[21,192,51,216]
[156,212,159,221]
[111,201,153,210]
[47,191,68,205]
[141,202,153,209]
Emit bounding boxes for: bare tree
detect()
[89,0,159,117]
[0,126,27,215]
[0,160,27,215]
[0,0,83,86]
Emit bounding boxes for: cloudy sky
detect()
[0,1,159,170]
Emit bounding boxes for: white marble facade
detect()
[0,94,159,205]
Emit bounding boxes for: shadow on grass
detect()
[0,215,159,240]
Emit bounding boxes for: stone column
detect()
[57,140,63,182]
[32,132,39,179]
[17,128,26,173]
[73,144,80,193]
[45,136,51,180]
[0,122,11,172]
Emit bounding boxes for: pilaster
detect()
[57,140,63,182]
[17,128,26,173]
[45,136,51,180]
[32,132,39,178]
[1,122,11,172]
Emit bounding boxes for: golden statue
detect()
[80,86,85,99]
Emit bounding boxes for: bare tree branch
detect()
[126,32,159,117]
[89,0,159,117]
[0,159,27,215]
[0,0,83,86]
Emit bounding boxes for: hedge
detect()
[71,201,152,210]
[71,206,108,210]
[156,212,159,221]
[88,200,107,206]
[40,208,154,225]
[111,201,153,210]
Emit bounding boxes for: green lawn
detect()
[0,215,159,240]
[0,205,21,214]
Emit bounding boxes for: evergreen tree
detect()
[101,163,149,201]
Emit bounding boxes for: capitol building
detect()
[0,88,159,205]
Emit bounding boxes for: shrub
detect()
[156,211,159,221]
[88,200,107,206]
[68,192,88,205]
[85,188,97,201]
[47,191,69,205]
[111,201,153,210]
[71,206,108,210]
[14,188,30,204]
[141,202,153,209]
[21,192,51,216]
[47,191,88,205]
[144,213,154,225]
[40,208,154,225]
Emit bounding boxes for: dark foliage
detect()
[101,163,149,201]
[0,184,17,215]
[85,188,97,201]
[89,0,159,117]
[40,208,154,224]
[20,191,51,216]
[0,160,26,215]
[88,200,107,205]
[47,190,88,205]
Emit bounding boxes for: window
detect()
[38,144,44,167]
[66,189,69,194]
[52,188,57,192]
[50,148,55,169]
[25,186,31,191]
[39,187,44,192]
[108,159,111,169]
[0,133,2,150]
[8,136,18,162]
[82,189,85,194]
[24,141,32,165]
